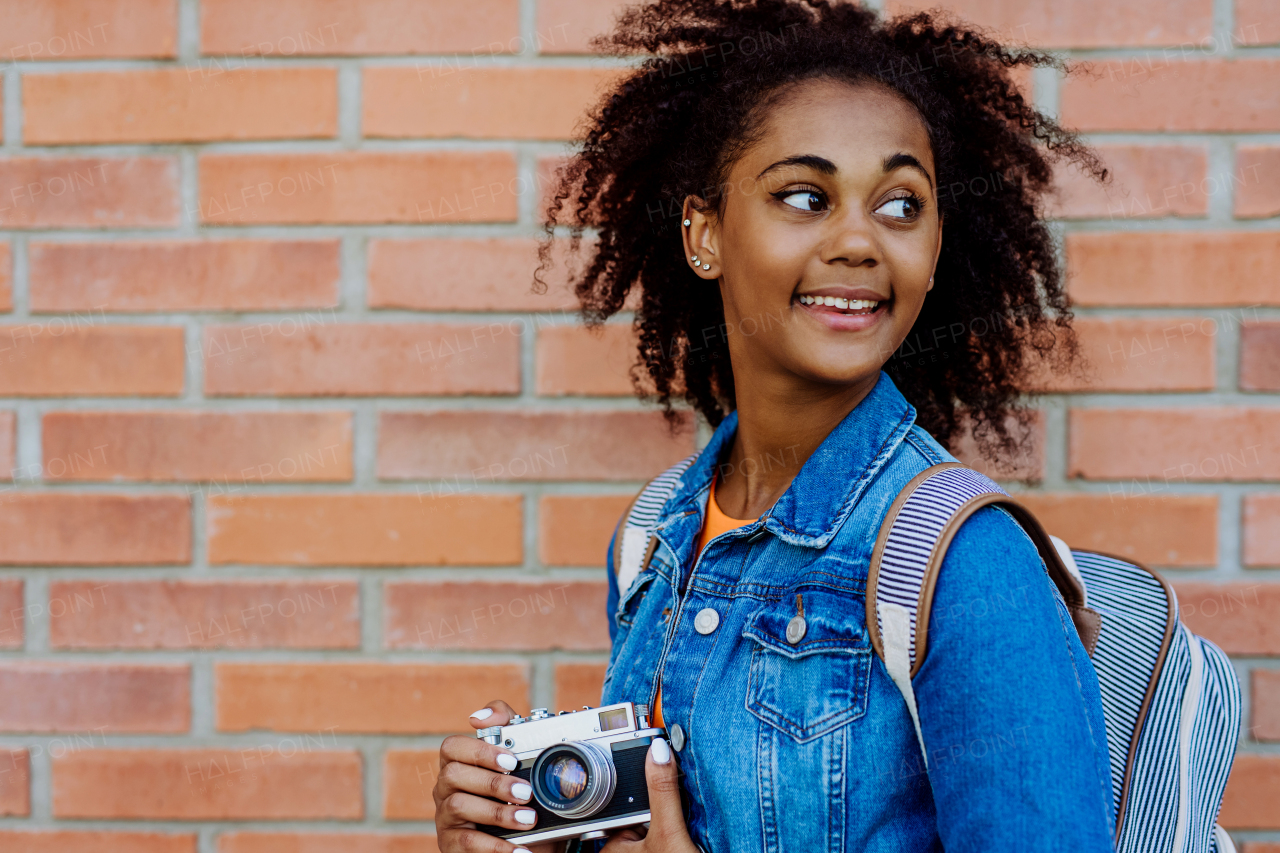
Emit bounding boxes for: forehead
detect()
[735,77,935,176]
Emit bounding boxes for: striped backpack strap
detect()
[611,454,698,597]
[865,462,1102,765]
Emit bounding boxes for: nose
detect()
[819,205,880,269]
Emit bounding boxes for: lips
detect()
[796,293,880,314]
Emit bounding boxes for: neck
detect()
[714,369,880,519]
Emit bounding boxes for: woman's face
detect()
[684,77,942,398]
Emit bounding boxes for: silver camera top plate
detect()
[477,702,640,759]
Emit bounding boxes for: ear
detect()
[681,196,721,281]
[927,212,943,292]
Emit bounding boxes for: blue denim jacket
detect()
[603,372,1115,853]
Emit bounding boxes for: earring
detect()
[691,255,699,263]
[929,275,934,283]
[683,219,692,226]
[702,263,710,270]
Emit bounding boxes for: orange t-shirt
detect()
[653,475,757,729]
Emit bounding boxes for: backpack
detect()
[611,459,1242,853]
[867,463,1242,853]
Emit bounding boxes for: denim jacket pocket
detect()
[742,588,872,743]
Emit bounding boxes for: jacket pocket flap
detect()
[742,589,869,659]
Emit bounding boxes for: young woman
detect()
[434,1,1117,850]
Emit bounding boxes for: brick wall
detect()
[0,0,1274,850]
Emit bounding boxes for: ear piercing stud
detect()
[702,263,710,270]
[683,219,692,226]
[691,255,699,263]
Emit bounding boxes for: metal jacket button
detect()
[694,608,719,634]
[670,722,686,752]
[786,614,807,644]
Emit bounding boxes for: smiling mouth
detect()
[795,294,885,315]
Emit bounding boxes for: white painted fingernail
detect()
[650,737,671,765]
[497,753,518,771]
[515,809,537,825]
[512,782,532,801]
[470,708,493,721]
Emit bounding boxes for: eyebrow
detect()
[755,151,934,189]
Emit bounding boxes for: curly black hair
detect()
[534,0,1108,461]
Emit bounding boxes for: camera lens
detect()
[543,755,588,801]
[531,742,616,819]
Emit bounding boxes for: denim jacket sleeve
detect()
[913,505,1116,851]
[605,525,620,645]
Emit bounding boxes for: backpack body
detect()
[867,464,1242,853]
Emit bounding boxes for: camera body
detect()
[476,701,664,845]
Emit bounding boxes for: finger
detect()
[438,759,533,804]
[643,737,690,840]
[439,734,521,774]
[599,828,645,853]
[469,699,520,728]
[440,791,540,832]
[444,828,534,853]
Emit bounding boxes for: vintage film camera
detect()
[476,702,665,845]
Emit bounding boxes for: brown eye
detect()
[877,194,923,219]
[777,190,826,212]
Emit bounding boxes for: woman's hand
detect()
[434,700,555,853]
[601,737,700,853]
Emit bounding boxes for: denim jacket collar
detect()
[655,371,917,561]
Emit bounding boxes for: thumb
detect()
[643,737,691,845]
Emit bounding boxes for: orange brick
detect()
[1241,323,1280,390]
[1253,670,1280,741]
[42,411,352,482]
[1235,147,1280,218]
[0,325,184,396]
[536,0,630,53]
[384,750,439,821]
[1174,583,1280,656]
[1239,846,1279,853]
[53,748,362,819]
[24,68,336,145]
[0,0,176,60]
[1066,232,1280,306]
[0,494,189,565]
[1045,145,1208,220]
[378,411,695,481]
[0,749,28,815]
[1069,408,1279,481]
[555,662,607,712]
[1219,755,1280,829]
[207,494,521,566]
[201,0,519,55]
[0,157,177,229]
[0,242,10,310]
[1244,495,1280,567]
[885,0,1211,47]
[203,323,519,397]
[365,67,622,139]
[0,410,14,477]
[1061,59,1280,132]
[29,240,340,313]
[539,494,635,566]
[48,580,360,650]
[197,152,518,224]
[216,663,528,734]
[366,238,578,311]
[1016,493,1217,567]
[0,663,188,732]
[1237,0,1280,44]
[0,579,22,648]
[537,324,639,396]
[0,831,196,853]
[949,412,1046,483]
[384,581,609,651]
[1027,317,1215,392]
[220,834,437,853]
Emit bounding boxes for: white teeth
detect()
[798,294,880,311]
